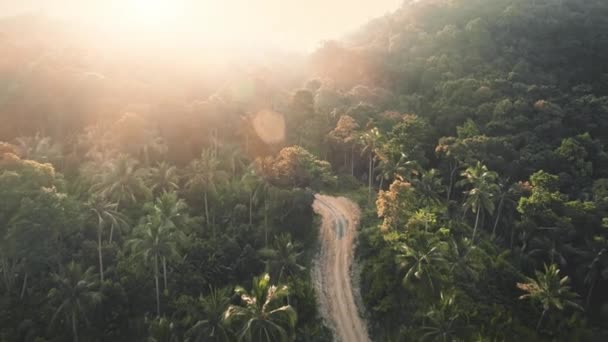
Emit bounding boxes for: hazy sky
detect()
[0,0,403,50]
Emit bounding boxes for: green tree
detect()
[458,162,499,243]
[48,262,102,342]
[185,288,232,342]
[127,212,182,316]
[517,264,582,332]
[86,196,127,281]
[396,240,447,292]
[147,161,179,195]
[224,274,297,342]
[259,233,305,283]
[91,154,151,209]
[360,127,382,202]
[184,148,228,229]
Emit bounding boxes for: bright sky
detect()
[0,0,402,50]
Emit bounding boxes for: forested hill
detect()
[2,0,608,341]
[306,0,608,340]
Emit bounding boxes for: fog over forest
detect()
[1,1,608,341]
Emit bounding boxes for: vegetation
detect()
[2,0,608,340]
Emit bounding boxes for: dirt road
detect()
[312,194,370,342]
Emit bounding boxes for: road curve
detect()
[312,194,370,342]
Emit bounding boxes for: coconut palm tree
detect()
[418,292,465,342]
[224,274,297,342]
[184,148,228,229]
[411,168,444,206]
[517,264,582,331]
[127,212,181,316]
[396,240,447,292]
[149,192,189,292]
[374,152,413,190]
[91,154,151,209]
[14,133,62,164]
[147,162,179,195]
[185,287,232,342]
[458,162,499,243]
[48,262,102,342]
[241,168,262,227]
[86,196,127,281]
[258,233,305,283]
[360,127,382,202]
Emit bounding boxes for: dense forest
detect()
[2,0,608,341]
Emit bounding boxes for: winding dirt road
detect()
[312,194,370,342]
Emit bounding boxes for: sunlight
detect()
[123,0,182,34]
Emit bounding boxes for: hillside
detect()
[2,0,608,341]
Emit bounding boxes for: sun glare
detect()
[124,0,182,33]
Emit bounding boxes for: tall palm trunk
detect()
[472,203,481,243]
[264,202,269,248]
[162,256,168,294]
[204,191,210,227]
[249,192,253,227]
[20,272,28,299]
[368,155,373,203]
[536,309,547,331]
[108,224,115,244]
[586,278,597,310]
[98,224,104,282]
[351,145,355,176]
[154,255,161,317]
[72,310,78,342]
[492,194,505,237]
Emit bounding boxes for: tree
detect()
[149,192,189,292]
[90,154,151,209]
[418,292,467,342]
[327,115,359,175]
[517,264,582,332]
[258,233,305,283]
[147,162,179,195]
[360,127,382,202]
[396,239,447,292]
[458,162,499,243]
[185,288,232,342]
[48,262,102,342]
[184,148,227,229]
[127,212,182,316]
[241,168,262,227]
[14,133,62,165]
[86,196,127,281]
[224,274,297,342]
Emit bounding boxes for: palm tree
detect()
[147,162,179,195]
[517,264,582,331]
[224,274,297,342]
[458,162,499,243]
[14,133,62,164]
[150,192,189,292]
[374,152,412,190]
[222,144,249,180]
[86,196,127,281]
[48,262,102,342]
[127,212,182,316]
[241,168,262,227]
[360,127,382,203]
[185,287,232,342]
[91,154,151,210]
[583,247,608,310]
[418,292,465,342]
[259,233,305,283]
[184,148,228,229]
[491,181,517,238]
[411,169,444,206]
[396,240,447,292]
